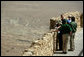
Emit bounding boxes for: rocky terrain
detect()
[1,1,83,56]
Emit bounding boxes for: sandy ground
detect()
[1,1,83,56]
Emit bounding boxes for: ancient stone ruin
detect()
[22,11,83,56]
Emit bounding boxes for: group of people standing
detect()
[52,14,77,54]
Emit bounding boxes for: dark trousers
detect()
[56,33,63,50]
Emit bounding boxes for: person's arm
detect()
[50,29,58,33]
[68,24,72,35]
[58,25,62,31]
[70,31,72,35]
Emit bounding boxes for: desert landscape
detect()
[1,1,83,56]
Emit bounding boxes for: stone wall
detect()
[23,31,56,56]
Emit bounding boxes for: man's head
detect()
[62,19,67,24]
[61,14,64,20]
[68,16,71,19]
[71,16,75,22]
